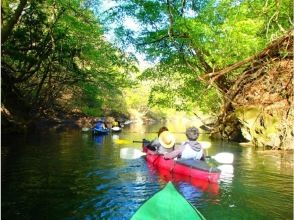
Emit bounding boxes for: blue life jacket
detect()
[94,122,104,129]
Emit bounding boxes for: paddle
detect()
[112,126,121,131]
[206,153,234,164]
[114,139,132,145]
[120,147,234,164]
[120,148,147,159]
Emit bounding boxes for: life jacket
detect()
[94,122,104,129]
[112,121,119,127]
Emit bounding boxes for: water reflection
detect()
[1,122,293,220]
[218,164,234,184]
[177,182,204,201]
[145,161,220,195]
[93,135,105,145]
[112,134,120,140]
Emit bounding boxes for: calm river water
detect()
[2,122,293,220]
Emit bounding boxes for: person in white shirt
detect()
[164,127,204,160]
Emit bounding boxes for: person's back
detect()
[146,126,168,151]
[164,127,204,160]
[147,127,175,154]
[180,140,203,160]
[157,131,175,154]
[94,121,106,129]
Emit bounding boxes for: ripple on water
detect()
[95,181,159,219]
[2,129,293,220]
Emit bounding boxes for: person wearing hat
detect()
[146,126,168,151]
[146,128,175,154]
[93,119,107,130]
[164,126,204,160]
[157,130,176,154]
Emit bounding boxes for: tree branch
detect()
[202,30,293,82]
[1,0,28,44]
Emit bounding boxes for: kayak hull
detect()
[131,182,206,220]
[92,128,110,135]
[143,145,220,183]
[146,161,219,194]
[111,126,122,132]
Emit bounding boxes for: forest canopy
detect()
[1,0,293,145]
[1,0,138,123]
[100,0,293,113]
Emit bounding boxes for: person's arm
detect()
[146,144,156,151]
[163,145,184,159]
[146,139,158,151]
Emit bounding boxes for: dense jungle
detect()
[1,0,293,149]
[1,1,294,220]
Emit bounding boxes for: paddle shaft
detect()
[133,140,151,143]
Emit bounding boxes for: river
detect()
[1,122,293,220]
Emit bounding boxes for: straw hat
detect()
[158,131,175,149]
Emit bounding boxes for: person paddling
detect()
[93,119,107,130]
[164,127,205,160]
[145,126,168,151]
[146,127,175,154]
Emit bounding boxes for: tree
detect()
[1,0,137,128]
[102,0,293,140]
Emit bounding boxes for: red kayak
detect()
[146,161,220,194]
[143,144,221,183]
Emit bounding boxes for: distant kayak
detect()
[92,121,110,135]
[111,126,122,132]
[92,127,110,135]
[131,182,206,220]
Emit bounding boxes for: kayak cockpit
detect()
[176,159,220,173]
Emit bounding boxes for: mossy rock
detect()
[235,106,293,149]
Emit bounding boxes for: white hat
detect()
[158,131,175,149]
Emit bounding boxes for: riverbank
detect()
[1,107,131,134]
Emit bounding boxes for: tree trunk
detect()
[1,0,28,44]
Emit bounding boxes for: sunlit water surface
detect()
[2,122,293,220]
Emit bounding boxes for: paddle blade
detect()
[114,139,131,145]
[120,148,146,159]
[199,141,211,149]
[211,152,234,164]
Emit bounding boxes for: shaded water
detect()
[1,122,293,220]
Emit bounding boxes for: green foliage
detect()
[3,0,292,122]
[124,85,149,111]
[103,0,293,115]
[1,0,138,119]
